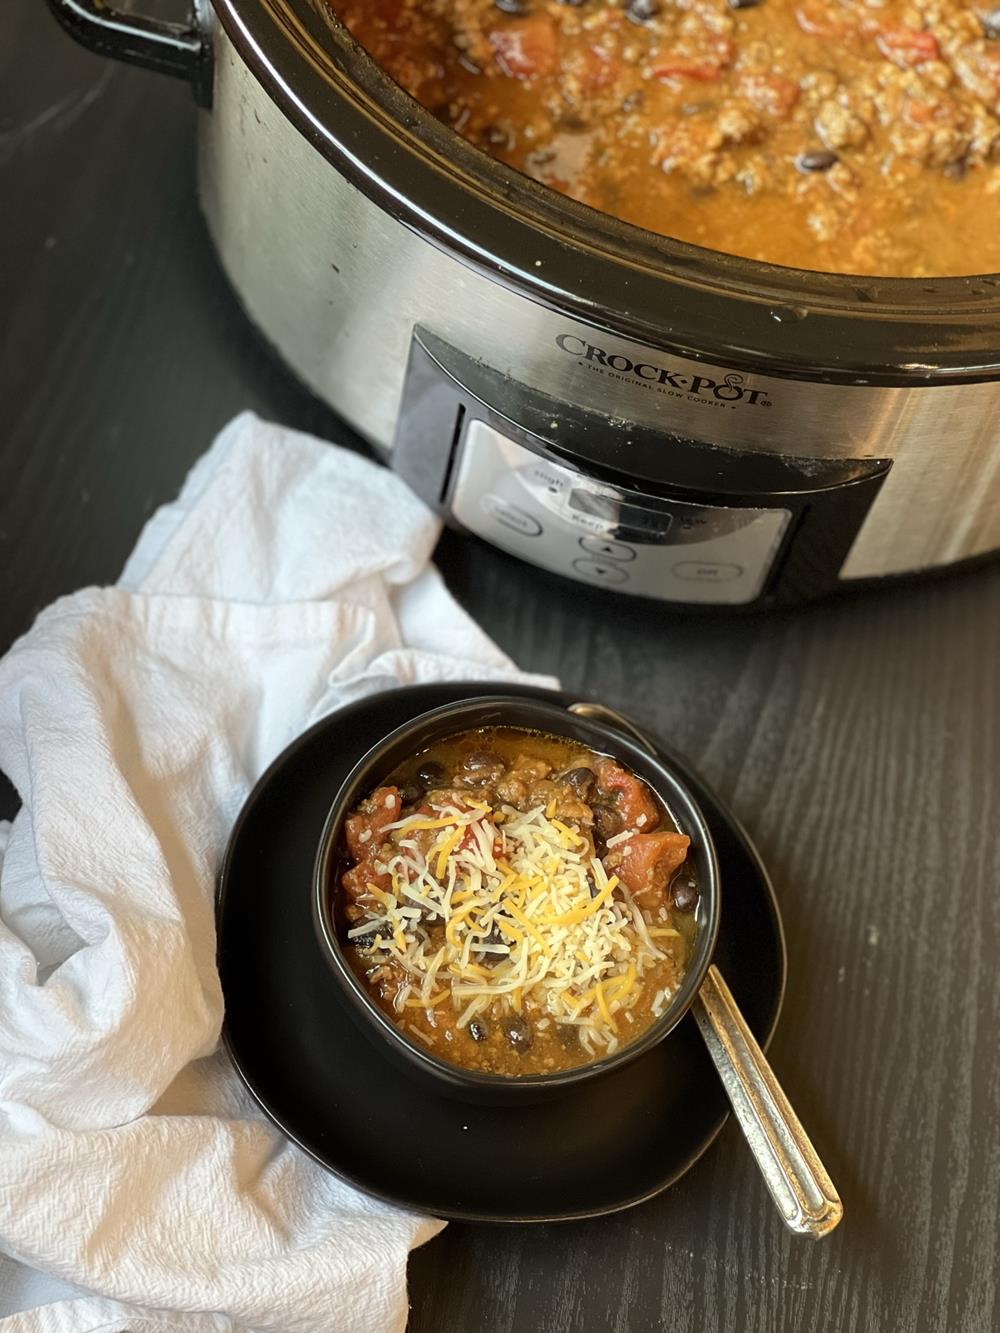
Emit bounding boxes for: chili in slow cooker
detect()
[336,728,699,1075]
[328,0,1000,276]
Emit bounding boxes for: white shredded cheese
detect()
[605,829,636,848]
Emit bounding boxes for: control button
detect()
[481,494,542,537]
[572,558,630,585]
[579,535,637,563]
[672,561,743,582]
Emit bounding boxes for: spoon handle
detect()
[694,965,843,1238]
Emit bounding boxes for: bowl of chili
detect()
[312,695,720,1103]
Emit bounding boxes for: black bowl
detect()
[312,696,721,1104]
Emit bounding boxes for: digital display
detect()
[617,505,673,540]
[568,488,673,543]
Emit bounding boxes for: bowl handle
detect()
[46,0,212,104]
[567,701,658,757]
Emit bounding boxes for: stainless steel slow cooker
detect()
[50,0,1000,607]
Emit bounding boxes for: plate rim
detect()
[216,682,788,1224]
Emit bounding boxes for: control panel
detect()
[451,421,790,605]
[391,329,892,608]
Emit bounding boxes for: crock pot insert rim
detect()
[209,0,1000,381]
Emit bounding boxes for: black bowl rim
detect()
[311,695,721,1093]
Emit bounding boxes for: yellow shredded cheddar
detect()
[595,981,617,1031]
[541,875,619,927]
[345,785,681,1052]
[435,825,464,878]
[404,990,449,1008]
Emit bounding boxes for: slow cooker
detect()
[49,0,1000,607]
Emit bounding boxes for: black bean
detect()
[503,1015,533,1051]
[494,0,530,12]
[671,876,700,913]
[586,872,600,900]
[415,760,445,789]
[556,1024,580,1050]
[625,0,661,22]
[594,805,619,841]
[483,919,508,948]
[983,9,1000,40]
[468,1019,490,1043]
[462,748,498,773]
[796,149,839,173]
[398,782,422,806]
[562,766,595,798]
[408,898,436,924]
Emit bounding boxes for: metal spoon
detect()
[569,701,843,1238]
[694,964,842,1236]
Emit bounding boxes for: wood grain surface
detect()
[3,4,998,1330]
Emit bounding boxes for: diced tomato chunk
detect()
[594,760,661,833]
[342,860,391,899]
[345,816,370,860]
[904,99,936,124]
[574,44,622,93]
[609,831,691,907]
[739,72,800,117]
[795,5,853,38]
[489,16,558,81]
[652,60,723,84]
[344,786,401,858]
[342,786,401,900]
[875,28,939,67]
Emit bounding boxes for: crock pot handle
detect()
[46,0,212,105]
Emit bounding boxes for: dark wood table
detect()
[4,4,999,1330]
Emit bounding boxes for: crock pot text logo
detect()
[555,334,772,408]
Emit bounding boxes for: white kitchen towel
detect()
[0,412,555,1333]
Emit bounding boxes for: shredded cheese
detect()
[348,798,674,1049]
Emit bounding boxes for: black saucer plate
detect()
[217,684,786,1223]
